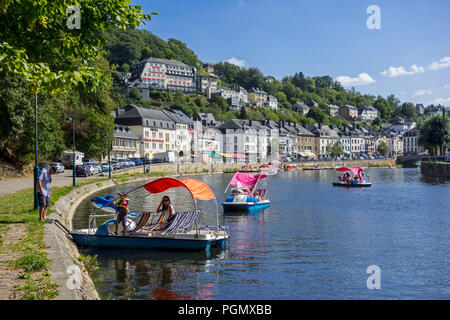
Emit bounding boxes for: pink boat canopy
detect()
[336,167,365,180]
[229,172,267,188]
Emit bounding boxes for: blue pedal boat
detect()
[221,171,270,213]
[70,177,229,251]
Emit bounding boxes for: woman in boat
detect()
[156,196,176,230]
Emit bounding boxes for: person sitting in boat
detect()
[343,172,351,183]
[156,195,175,230]
[351,176,359,184]
[114,192,130,235]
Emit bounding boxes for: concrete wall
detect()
[421,162,450,179]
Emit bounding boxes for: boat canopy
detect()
[143,177,216,201]
[336,167,365,180]
[228,172,267,188]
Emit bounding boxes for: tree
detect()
[377,141,389,156]
[239,106,248,120]
[0,1,155,93]
[419,115,449,156]
[328,142,343,159]
[401,102,416,119]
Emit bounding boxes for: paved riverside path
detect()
[0,171,83,196]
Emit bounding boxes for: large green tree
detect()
[419,115,449,156]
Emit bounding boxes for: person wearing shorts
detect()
[38,167,56,221]
[114,193,130,235]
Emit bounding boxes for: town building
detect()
[265,95,278,110]
[162,109,194,162]
[403,128,421,155]
[247,87,268,107]
[127,57,197,95]
[292,102,310,116]
[111,125,140,159]
[308,124,341,157]
[196,74,218,93]
[293,124,316,158]
[358,106,378,122]
[416,104,424,115]
[328,104,340,117]
[339,104,358,120]
[114,104,177,159]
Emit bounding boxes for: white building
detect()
[114,104,177,159]
[127,57,197,94]
[265,95,278,110]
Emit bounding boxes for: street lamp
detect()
[140,141,146,174]
[105,133,112,179]
[34,93,39,209]
[66,117,76,186]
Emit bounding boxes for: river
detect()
[72,168,450,299]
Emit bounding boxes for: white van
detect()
[62,150,85,169]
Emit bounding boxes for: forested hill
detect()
[103,27,202,73]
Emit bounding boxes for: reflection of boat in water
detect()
[332,167,372,187]
[221,172,270,212]
[284,164,298,171]
[70,178,229,251]
[259,163,278,175]
[239,165,260,173]
[302,163,322,170]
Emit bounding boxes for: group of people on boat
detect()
[231,185,267,201]
[113,192,174,235]
[339,172,362,184]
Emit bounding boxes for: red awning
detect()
[142,177,216,201]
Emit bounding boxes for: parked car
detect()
[100,162,113,173]
[150,158,164,164]
[141,157,151,165]
[50,162,65,173]
[88,164,99,175]
[91,162,102,173]
[75,164,91,177]
[127,161,135,167]
[38,162,50,171]
[131,159,143,166]
[110,161,121,170]
[118,159,129,168]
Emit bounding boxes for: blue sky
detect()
[133,0,450,106]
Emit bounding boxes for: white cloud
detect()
[428,56,450,71]
[226,57,246,67]
[444,84,450,89]
[335,73,375,87]
[381,64,425,77]
[413,89,434,96]
[431,97,450,105]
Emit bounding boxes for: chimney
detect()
[318,123,322,129]
[329,124,334,129]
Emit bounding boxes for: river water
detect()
[72,168,450,299]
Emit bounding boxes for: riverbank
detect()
[0,159,392,300]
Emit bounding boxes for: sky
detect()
[133,0,450,106]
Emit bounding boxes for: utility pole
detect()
[34,93,39,210]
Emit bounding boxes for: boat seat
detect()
[129,211,152,233]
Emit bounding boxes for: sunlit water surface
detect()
[72,169,450,299]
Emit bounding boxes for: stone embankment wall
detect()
[420,162,450,179]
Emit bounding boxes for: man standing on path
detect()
[37,166,56,221]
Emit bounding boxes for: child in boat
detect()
[114,192,130,235]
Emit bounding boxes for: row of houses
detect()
[109,104,421,163]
